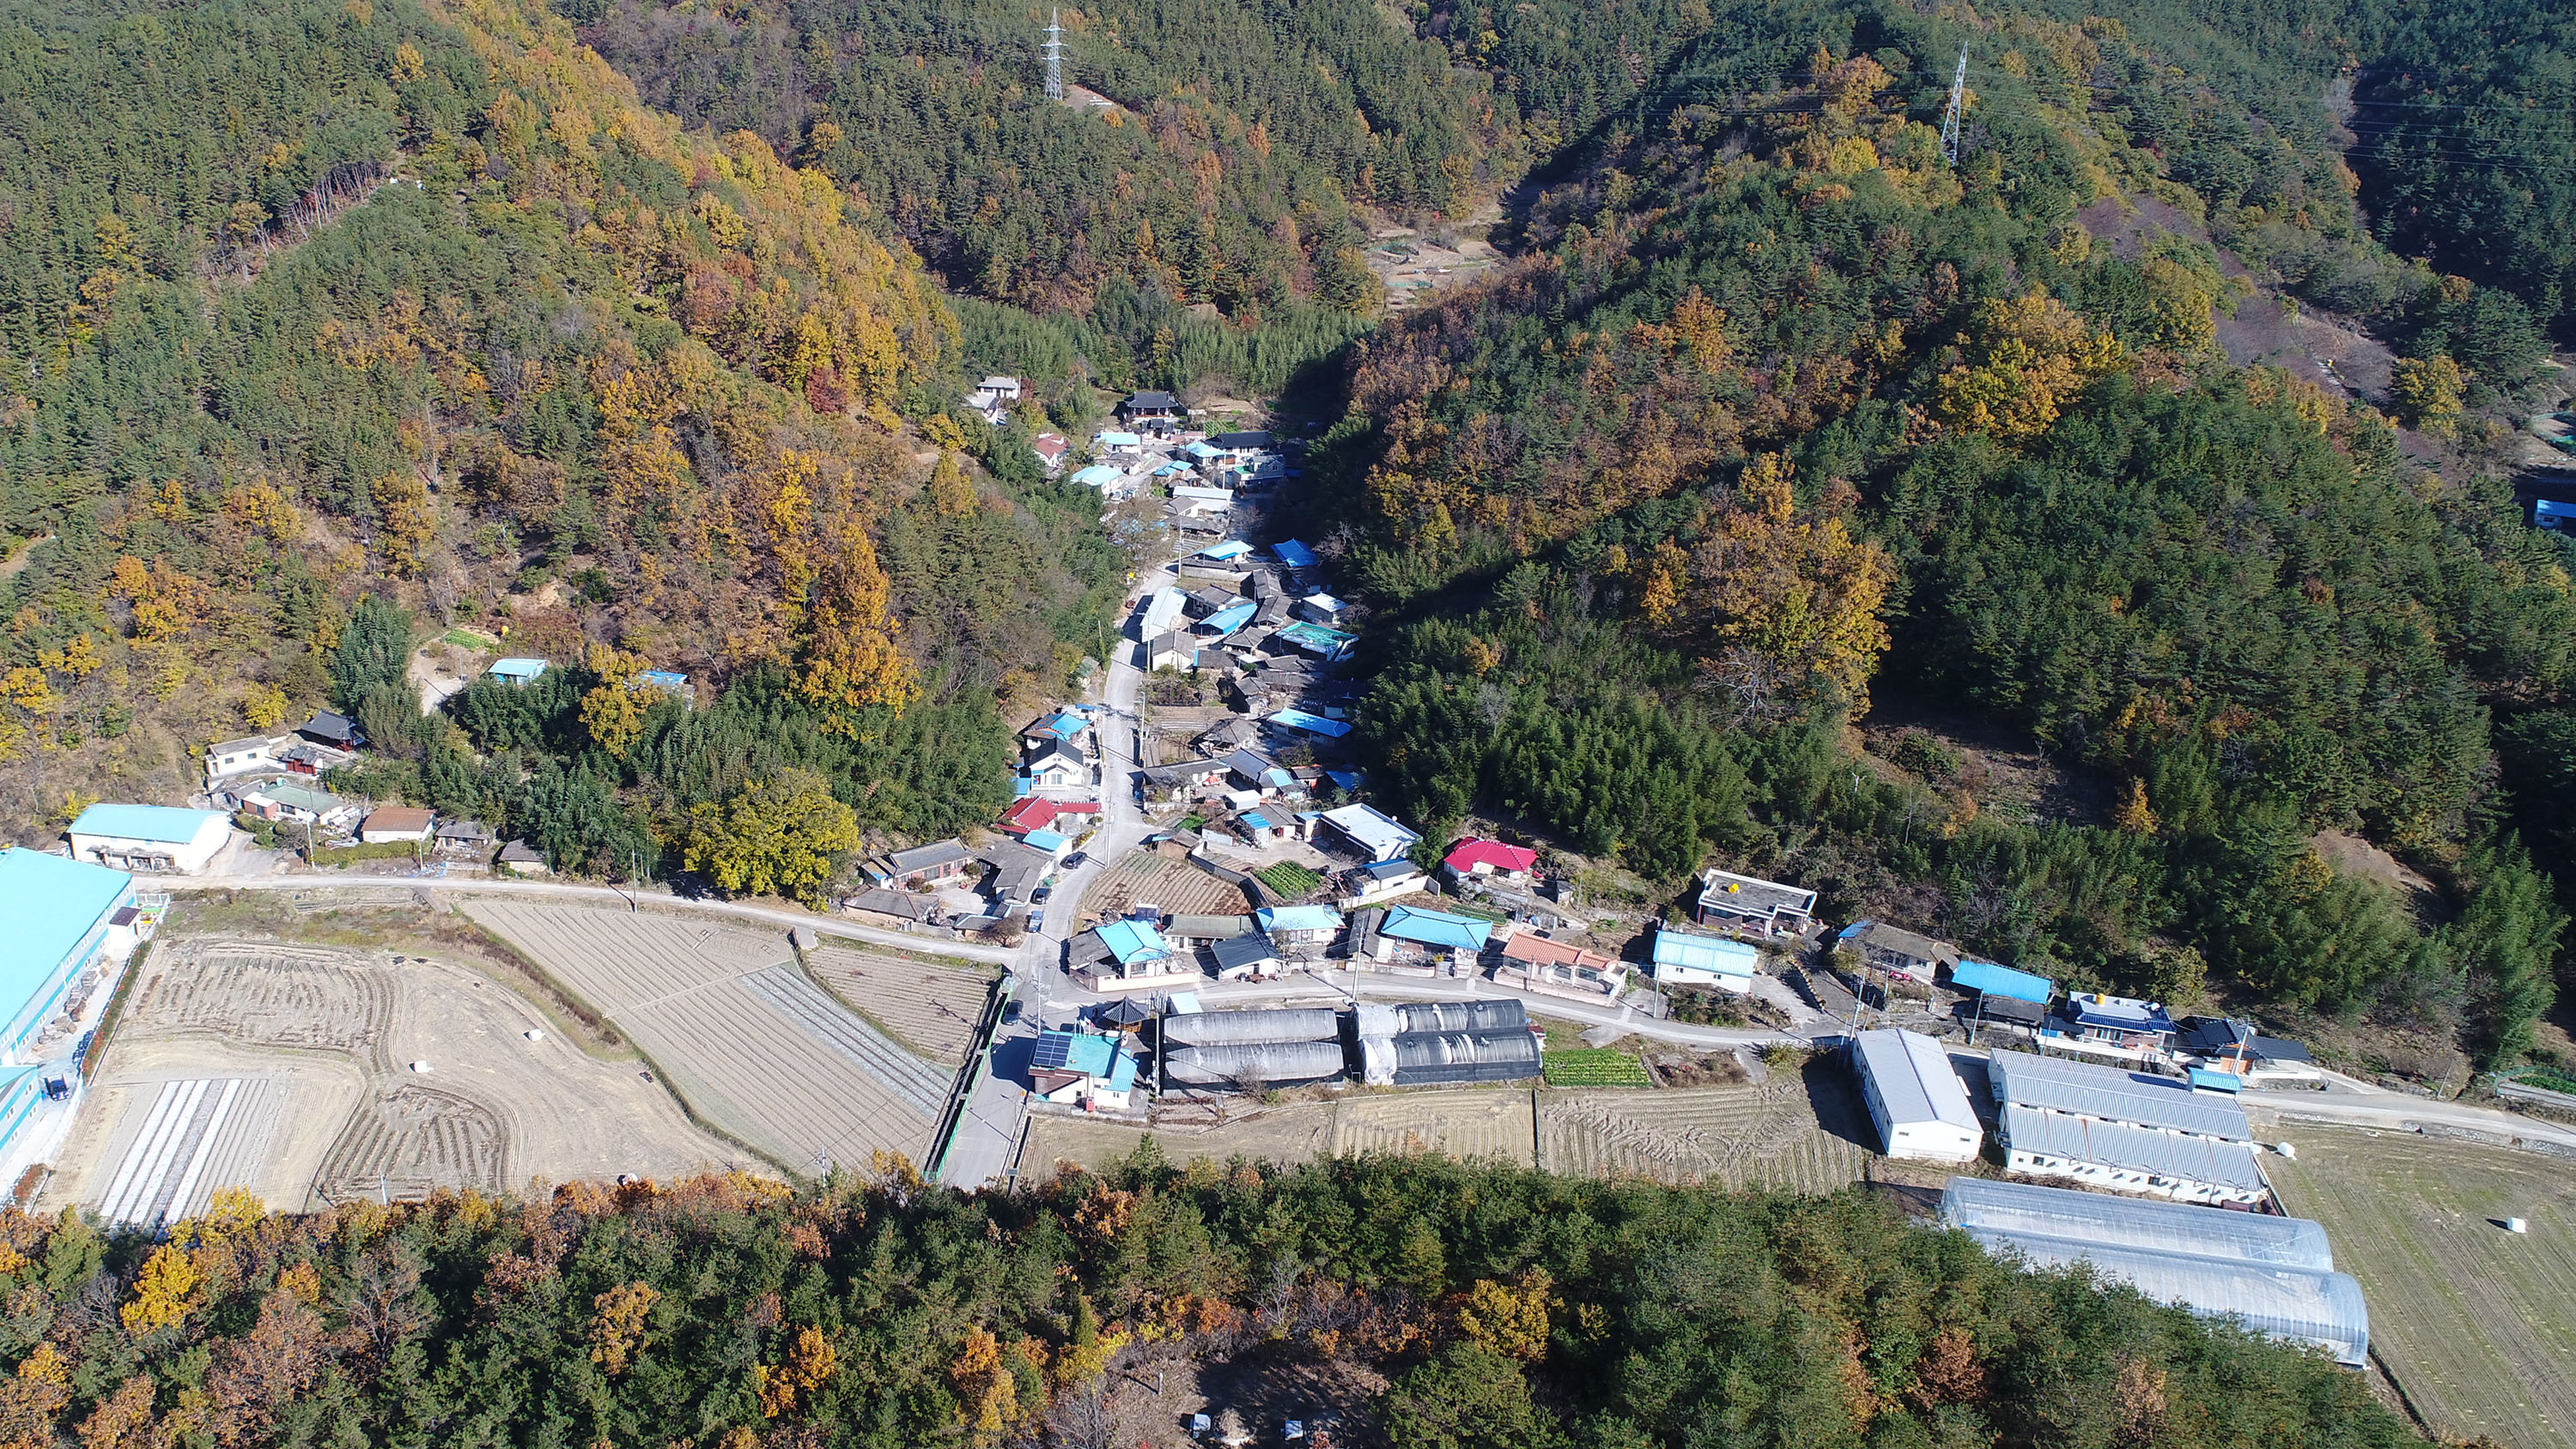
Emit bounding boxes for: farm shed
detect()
[1850,1029,1982,1162]
[1165,1040,1346,1088]
[0,848,140,1067]
[1943,1179,2366,1366]
[487,657,548,684]
[1313,803,1419,862]
[68,804,232,875]
[1693,866,1816,937]
[1997,1104,2271,1204]
[1949,958,2054,1003]
[1988,1051,2252,1141]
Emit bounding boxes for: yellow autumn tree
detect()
[578,644,654,758]
[1932,289,2128,441]
[948,1325,1020,1436]
[683,768,861,907]
[369,469,438,576]
[121,1245,202,1335]
[753,1325,839,1417]
[927,451,976,518]
[2390,355,2465,438]
[1677,453,1894,707]
[795,522,917,733]
[1457,1267,1554,1361]
[589,1282,660,1376]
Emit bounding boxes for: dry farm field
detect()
[1535,1066,1874,1191]
[2265,1127,2576,1446]
[46,937,738,1220]
[1334,1090,1534,1161]
[801,946,995,1064]
[1092,851,1255,920]
[461,900,956,1174]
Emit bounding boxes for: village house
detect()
[434,818,493,856]
[1031,432,1069,475]
[999,797,1100,840]
[1443,838,1538,888]
[1145,632,1200,672]
[358,807,435,846]
[1693,866,1818,938]
[1120,389,1182,428]
[296,709,363,750]
[1092,429,1145,458]
[1651,921,1759,992]
[969,374,1021,421]
[1310,803,1419,864]
[1256,904,1344,954]
[1030,1030,1139,1111]
[1490,930,1631,1003]
[1137,758,1228,804]
[869,840,977,890]
[1338,858,1426,910]
[1837,919,1959,982]
[1367,905,1492,968]
[1023,711,1091,751]
[203,734,285,788]
[498,840,550,876]
[1210,933,1281,980]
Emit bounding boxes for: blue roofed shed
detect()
[1272,540,1318,569]
[1951,958,2055,1004]
[1071,464,1122,487]
[1199,540,1253,561]
[1267,708,1351,737]
[1258,905,1344,944]
[0,849,137,1064]
[488,658,548,684]
[1201,600,1258,636]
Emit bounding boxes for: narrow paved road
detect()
[2244,1086,2576,1152]
[167,871,1018,965]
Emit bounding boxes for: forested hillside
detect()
[0,0,1121,861]
[574,0,1517,398]
[1308,0,2576,1070]
[0,1158,2423,1448]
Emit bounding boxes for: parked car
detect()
[1032,885,1053,903]
[1063,851,1089,869]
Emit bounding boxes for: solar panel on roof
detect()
[1032,1035,1073,1071]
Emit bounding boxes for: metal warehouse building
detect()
[1988,1050,2268,1204]
[1941,1177,2366,1366]
[1850,1029,1983,1162]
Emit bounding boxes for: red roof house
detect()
[999,797,1103,836]
[1443,838,1538,880]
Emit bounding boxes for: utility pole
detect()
[1939,44,1967,167]
[1042,7,1066,103]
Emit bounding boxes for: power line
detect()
[1941,44,1968,167]
[1042,6,1065,103]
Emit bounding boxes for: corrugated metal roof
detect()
[1257,905,1344,935]
[1854,1029,1980,1133]
[70,803,225,844]
[0,849,131,1011]
[1958,1226,2366,1366]
[1378,906,1492,952]
[1097,919,1170,965]
[1651,927,1758,975]
[2000,1104,2269,1191]
[1272,540,1319,568]
[1941,1176,2333,1270]
[1991,1051,2252,1141]
[1952,958,2054,1003]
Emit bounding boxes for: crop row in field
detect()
[1535,1073,1870,1191]
[1541,1050,1651,1088]
[802,947,995,1066]
[1254,863,1324,899]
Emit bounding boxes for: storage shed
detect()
[67,804,232,875]
[1850,1029,1983,1162]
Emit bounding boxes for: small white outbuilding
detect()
[1852,1028,1984,1162]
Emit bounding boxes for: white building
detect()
[67,804,234,876]
[203,733,286,787]
[0,849,153,1192]
[1851,1029,1983,1162]
[1989,1049,2269,1205]
[1311,803,1419,863]
[1649,922,1759,992]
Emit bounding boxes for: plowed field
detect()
[801,947,995,1065]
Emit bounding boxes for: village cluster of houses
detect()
[848,707,1112,933]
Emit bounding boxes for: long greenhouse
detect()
[1940,1178,2367,1366]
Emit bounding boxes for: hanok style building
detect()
[1692,866,1817,937]
[872,840,978,890]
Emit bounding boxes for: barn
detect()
[1850,1029,1983,1162]
[67,803,233,875]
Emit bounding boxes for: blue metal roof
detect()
[1258,905,1345,935]
[0,850,131,1014]
[70,804,224,845]
[1202,601,1258,635]
[1272,540,1318,569]
[1036,712,1087,738]
[1200,540,1252,560]
[2537,498,2576,518]
[1267,709,1352,737]
[1379,906,1491,952]
[489,657,548,679]
[1953,958,2054,1004]
[1024,829,1070,852]
[1097,919,1171,965]
[1071,464,1122,485]
[1240,811,1273,830]
[1652,929,1758,975]
[1034,1030,1117,1077]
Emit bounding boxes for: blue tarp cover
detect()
[1953,958,2055,1003]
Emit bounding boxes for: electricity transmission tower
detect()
[1042,8,1066,102]
[1939,44,1967,167]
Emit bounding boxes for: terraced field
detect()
[801,947,995,1065]
[2267,1129,2576,1446]
[1535,1069,1873,1191]
[1334,1092,1534,1162]
[52,937,733,1216]
[461,900,948,1173]
[1095,852,1255,919]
